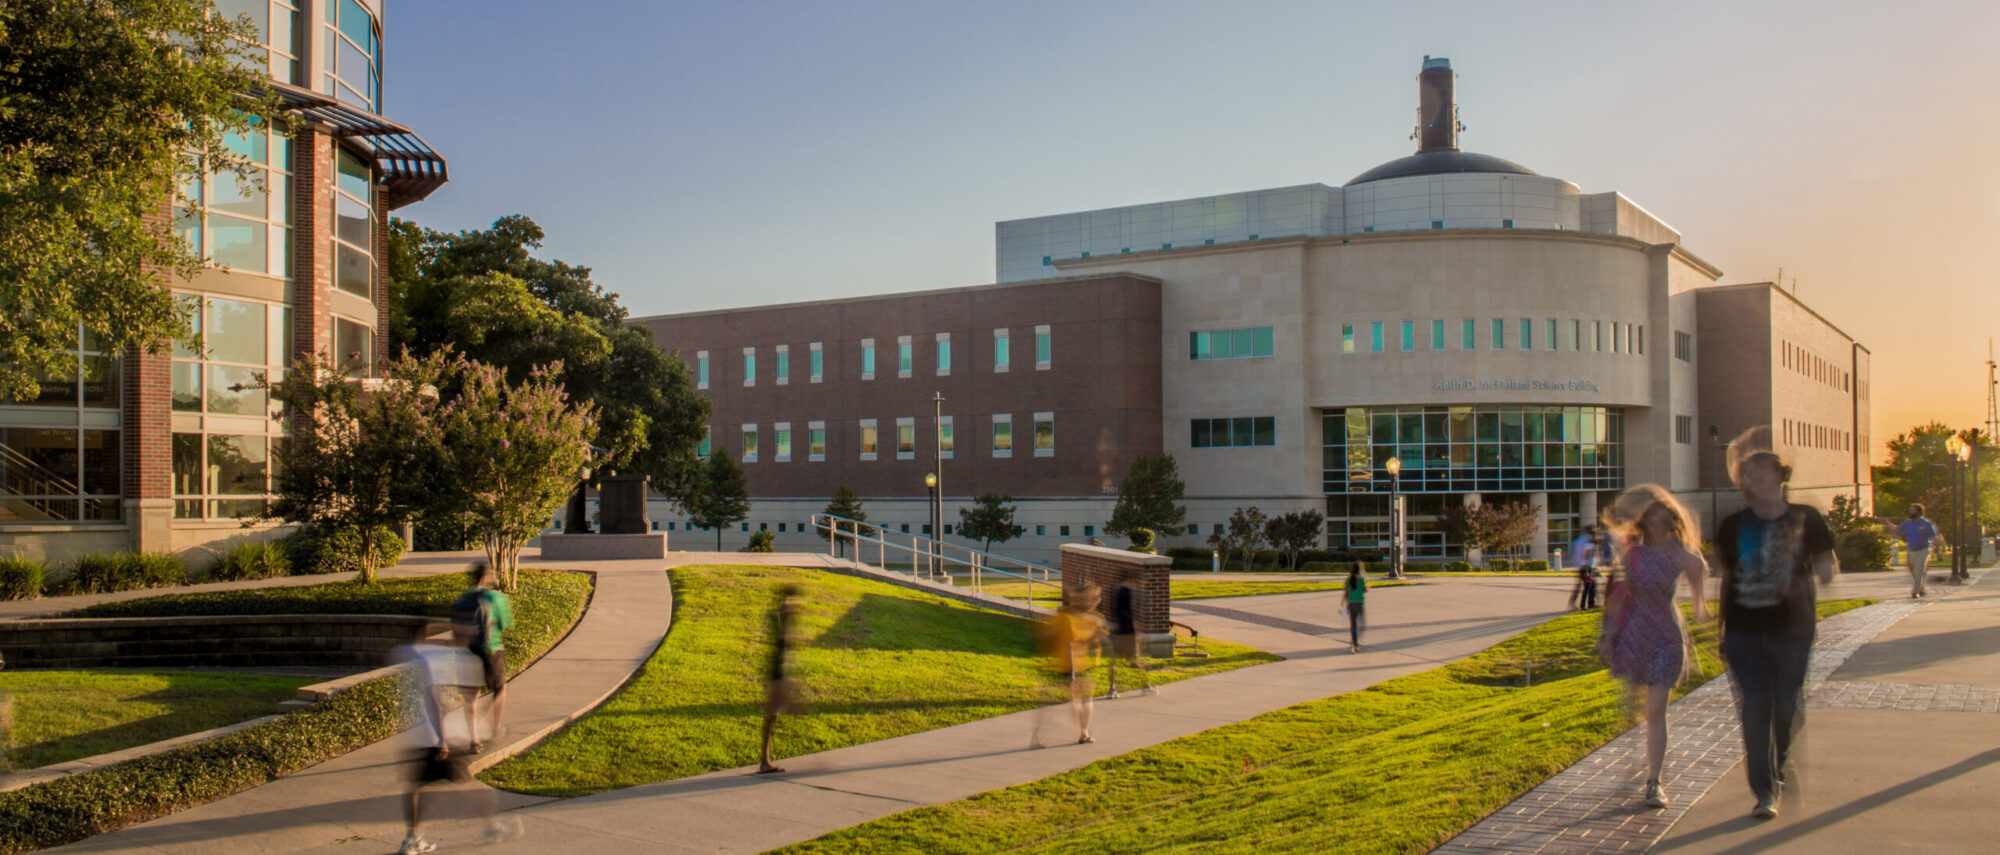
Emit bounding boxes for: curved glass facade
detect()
[1321,405,1625,494]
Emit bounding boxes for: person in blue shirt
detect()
[1897,504,1940,599]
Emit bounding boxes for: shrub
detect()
[58,552,186,595]
[1165,546,1213,570]
[206,540,291,582]
[1127,528,1156,553]
[742,530,776,552]
[1445,560,1474,573]
[1518,559,1551,573]
[1488,558,1515,572]
[283,525,405,576]
[0,557,46,600]
[1836,528,1893,571]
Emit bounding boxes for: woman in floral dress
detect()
[1601,484,1711,809]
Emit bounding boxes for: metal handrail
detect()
[0,441,83,497]
[812,513,1060,608]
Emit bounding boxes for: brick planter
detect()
[1059,543,1174,657]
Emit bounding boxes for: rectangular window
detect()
[1569,320,1581,351]
[859,419,878,459]
[940,416,954,458]
[1059,525,1071,537]
[897,335,913,378]
[861,339,876,379]
[775,423,791,461]
[1674,330,1693,362]
[696,351,709,389]
[1190,416,1277,448]
[1520,318,1532,351]
[994,328,1010,372]
[809,343,823,382]
[741,425,758,462]
[1035,325,1051,369]
[1341,324,1354,354]
[1612,324,1624,354]
[742,347,756,387]
[992,414,1012,457]
[1192,326,1277,359]
[1491,318,1505,350]
[1461,318,1475,350]
[896,418,916,458]
[1370,322,1384,353]
[1430,319,1445,351]
[1675,415,1692,444]
[936,333,950,375]
[1546,319,1557,351]
[775,345,789,384]
[1033,412,1054,457]
[696,426,710,458]
[1400,320,1415,352]
[809,421,826,461]
[1594,321,1604,352]
[1035,525,1046,537]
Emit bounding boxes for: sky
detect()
[381,0,2000,463]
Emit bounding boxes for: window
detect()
[179,122,293,282]
[1461,318,1475,350]
[742,347,756,387]
[775,345,789,385]
[939,415,954,458]
[936,333,951,375]
[4,426,122,522]
[1674,330,1693,362]
[1084,525,1095,537]
[1190,416,1277,448]
[1491,318,1505,350]
[1546,319,1557,351]
[696,351,709,389]
[1636,326,1645,355]
[1341,324,1355,354]
[330,148,370,294]
[1400,321,1415,352]
[896,417,916,459]
[1033,412,1054,457]
[994,328,1010,372]
[1035,325,1051,369]
[1520,318,1532,351]
[1191,326,1275,360]
[1059,525,1071,537]
[774,423,791,461]
[897,335,913,378]
[809,342,823,382]
[1035,525,1046,537]
[859,419,878,460]
[1569,320,1581,352]
[696,425,710,458]
[1612,324,1623,354]
[861,339,876,379]
[741,425,758,462]
[808,421,826,461]
[1675,416,1692,444]
[323,0,381,111]
[1431,319,1445,351]
[1593,321,1604,352]
[992,414,1013,457]
[1370,322,1384,353]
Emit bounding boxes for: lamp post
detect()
[924,472,939,580]
[1708,424,1727,538]
[1947,435,1970,581]
[933,391,945,579]
[1386,456,1404,579]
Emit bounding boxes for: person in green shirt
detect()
[1342,563,1369,653]
[452,562,514,752]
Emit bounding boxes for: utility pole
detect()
[1985,339,1997,443]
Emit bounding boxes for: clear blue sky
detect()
[383,0,2000,455]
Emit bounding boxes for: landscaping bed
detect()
[0,569,592,854]
[0,670,312,773]
[777,598,1875,855]
[480,565,1279,798]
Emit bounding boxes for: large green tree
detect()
[385,215,710,499]
[0,0,277,399]
[1873,423,1997,534]
[957,492,1025,553]
[1105,454,1188,540]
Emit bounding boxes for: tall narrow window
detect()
[1370,322,1384,353]
[896,417,915,459]
[1033,412,1054,457]
[897,335,912,378]
[1431,319,1445,351]
[1612,324,1624,354]
[939,415,954,458]
[1400,320,1415,352]
[1341,324,1354,354]
[859,419,878,459]
[992,414,1013,457]
[808,421,826,460]
[935,333,951,375]
[740,425,758,462]
[861,339,876,379]
[1491,318,1505,350]
[1569,320,1581,351]
[774,423,791,461]
[1035,325,1051,369]
[1594,322,1604,352]
[774,345,789,384]
[1461,318,1475,350]
[1519,318,1532,351]
[696,351,709,389]
[742,347,756,387]
[1546,319,1557,351]
[696,425,710,458]
[994,328,1010,372]
[809,343,823,382]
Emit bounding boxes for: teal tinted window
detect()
[335,149,369,200]
[1252,326,1273,357]
[1190,416,1276,448]
[1400,321,1414,352]
[1520,319,1533,350]
[1431,320,1445,351]
[1191,331,1210,359]
[1491,318,1505,350]
[862,345,875,375]
[1371,323,1384,353]
[1190,326,1274,360]
[809,348,822,379]
[1035,332,1050,364]
[1319,406,1625,494]
[937,339,950,372]
[1461,319,1475,349]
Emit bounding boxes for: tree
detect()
[1264,510,1326,571]
[819,485,873,558]
[265,355,442,584]
[1873,423,1997,535]
[385,216,710,501]
[1216,506,1268,570]
[1452,501,1541,560]
[685,450,750,551]
[0,0,278,399]
[1105,455,1188,540]
[958,492,1026,553]
[432,357,596,591]
[1828,494,1891,571]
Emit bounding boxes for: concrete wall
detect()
[0,614,432,670]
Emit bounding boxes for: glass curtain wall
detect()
[171,297,292,520]
[0,326,122,522]
[213,0,304,85]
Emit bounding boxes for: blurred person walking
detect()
[1105,579,1154,698]
[1897,504,1939,598]
[1033,584,1105,746]
[451,562,513,752]
[1569,525,1600,610]
[1341,562,1369,652]
[1599,486,1710,809]
[758,585,803,773]
[1716,436,1837,820]
[396,634,520,854]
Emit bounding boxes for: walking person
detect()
[1341,562,1369,652]
[1105,580,1155,698]
[1898,504,1939,598]
[1033,584,1105,746]
[1715,438,1837,820]
[1599,486,1710,809]
[396,635,520,855]
[1570,525,1600,610]
[451,562,514,752]
[758,585,803,773]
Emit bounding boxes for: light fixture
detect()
[1947,434,1970,462]
[924,472,938,488]
[1385,456,1402,477]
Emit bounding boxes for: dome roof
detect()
[1344,150,1537,186]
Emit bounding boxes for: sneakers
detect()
[1752,797,1779,819]
[1644,779,1668,808]
[398,836,437,855]
[485,815,524,844]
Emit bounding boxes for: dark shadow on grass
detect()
[1,672,300,772]
[808,592,1037,655]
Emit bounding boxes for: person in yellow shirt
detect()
[1033,584,1106,746]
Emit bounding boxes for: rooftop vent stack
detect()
[1416,56,1459,153]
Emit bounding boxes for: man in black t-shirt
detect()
[1714,448,1837,821]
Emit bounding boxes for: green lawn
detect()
[778,598,1876,855]
[954,578,1416,602]
[480,565,1279,797]
[0,670,311,773]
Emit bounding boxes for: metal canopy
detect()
[266,83,448,210]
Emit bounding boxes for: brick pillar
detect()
[1059,543,1174,657]
[372,186,391,371]
[123,201,176,553]
[292,129,333,368]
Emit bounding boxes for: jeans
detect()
[1347,601,1365,646]
[1909,547,1930,595]
[1722,628,1813,800]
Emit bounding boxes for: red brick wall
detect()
[123,202,176,504]
[292,130,333,367]
[1059,543,1171,635]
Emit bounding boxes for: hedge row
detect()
[0,569,593,854]
[0,526,407,601]
[1163,546,1389,571]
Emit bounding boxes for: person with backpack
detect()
[452,562,514,752]
[1898,504,1940,598]
[1104,580,1154,698]
[1341,562,1369,653]
[1569,525,1600,610]
[394,633,520,854]
[758,585,803,774]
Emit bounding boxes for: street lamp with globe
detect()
[1386,456,1404,579]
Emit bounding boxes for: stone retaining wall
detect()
[0,614,434,669]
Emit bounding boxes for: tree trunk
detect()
[358,528,377,584]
